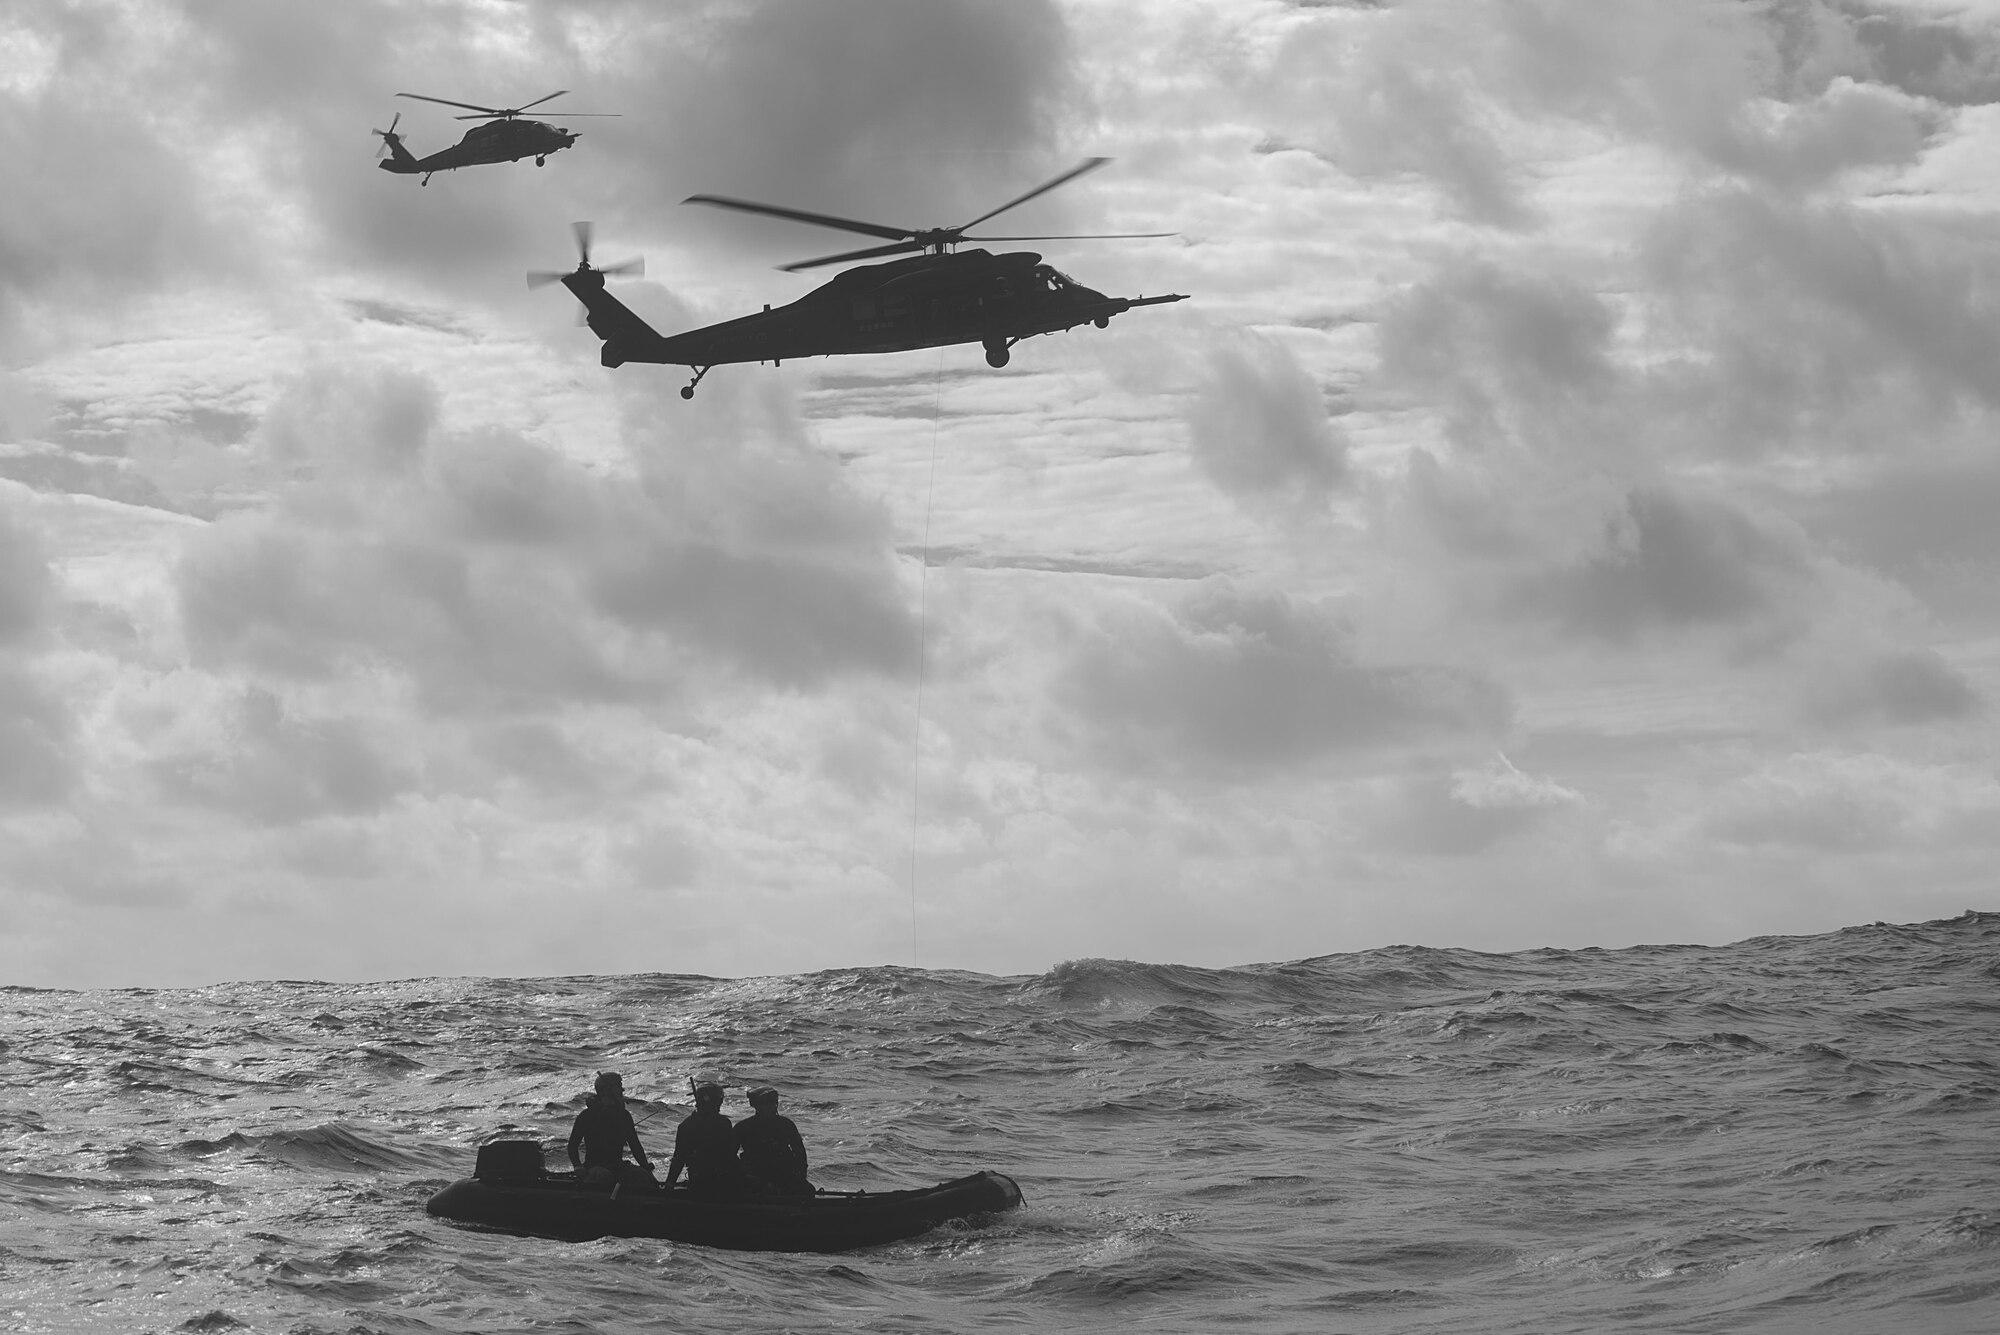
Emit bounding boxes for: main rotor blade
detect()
[514,91,568,113]
[683,194,912,243]
[779,239,926,272]
[965,231,1176,242]
[397,92,504,115]
[958,157,1109,232]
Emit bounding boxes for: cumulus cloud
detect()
[177,363,920,707]
[1060,582,1512,772]
[8,0,2000,985]
[1508,487,1819,647]
[1186,330,1347,509]
[1304,1,1962,198]
[1702,750,2000,851]
[1300,17,1536,228]
[1640,189,2000,456]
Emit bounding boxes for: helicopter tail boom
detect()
[560,270,666,366]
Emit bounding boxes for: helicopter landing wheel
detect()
[536,157,545,166]
[1094,316,1109,329]
[983,339,1011,369]
[680,386,694,400]
[681,366,712,400]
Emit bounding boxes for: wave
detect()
[175,1123,429,1175]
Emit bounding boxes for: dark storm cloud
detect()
[1805,647,1980,727]
[0,500,55,646]
[3,0,1080,322]
[1641,189,2000,456]
[213,0,1072,285]
[0,662,73,807]
[1802,455,2000,622]
[590,540,917,689]
[0,2,240,336]
[1275,13,1534,228]
[148,687,417,825]
[1062,584,1512,772]
[176,363,918,707]
[0,503,73,804]
[595,0,1080,224]
[1377,258,1618,453]
[1790,1,2000,106]
[1376,757,1582,857]
[1687,77,1946,193]
[1508,487,1816,646]
[1186,332,1348,509]
[473,720,608,800]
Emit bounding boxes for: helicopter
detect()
[373,91,615,185]
[528,159,1187,399]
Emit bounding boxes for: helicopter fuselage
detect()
[564,249,1185,387]
[379,118,579,177]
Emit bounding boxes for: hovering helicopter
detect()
[529,159,1187,399]
[373,91,615,185]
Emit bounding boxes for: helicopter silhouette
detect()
[530,159,1187,399]
[373,91,616,185]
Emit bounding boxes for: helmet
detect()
[693,1081,724,1107]
[594,1071,624,1095]
[747,1086,778,1108]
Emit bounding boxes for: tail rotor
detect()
[527,221,645,289]
[371,112,403,160]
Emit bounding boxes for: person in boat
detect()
[735,1086,814,1198]
[666,1080,747,1198]
[567,1071,657,1192]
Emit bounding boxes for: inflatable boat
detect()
[425,1141,1023,1252]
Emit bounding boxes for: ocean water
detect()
[2,912,1996,1334]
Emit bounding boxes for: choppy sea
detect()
[2,911,1996,1334]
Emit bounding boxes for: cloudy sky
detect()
[4,0,1998,988]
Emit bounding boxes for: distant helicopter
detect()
[373,91,615,185]
[529,159,1187,399]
